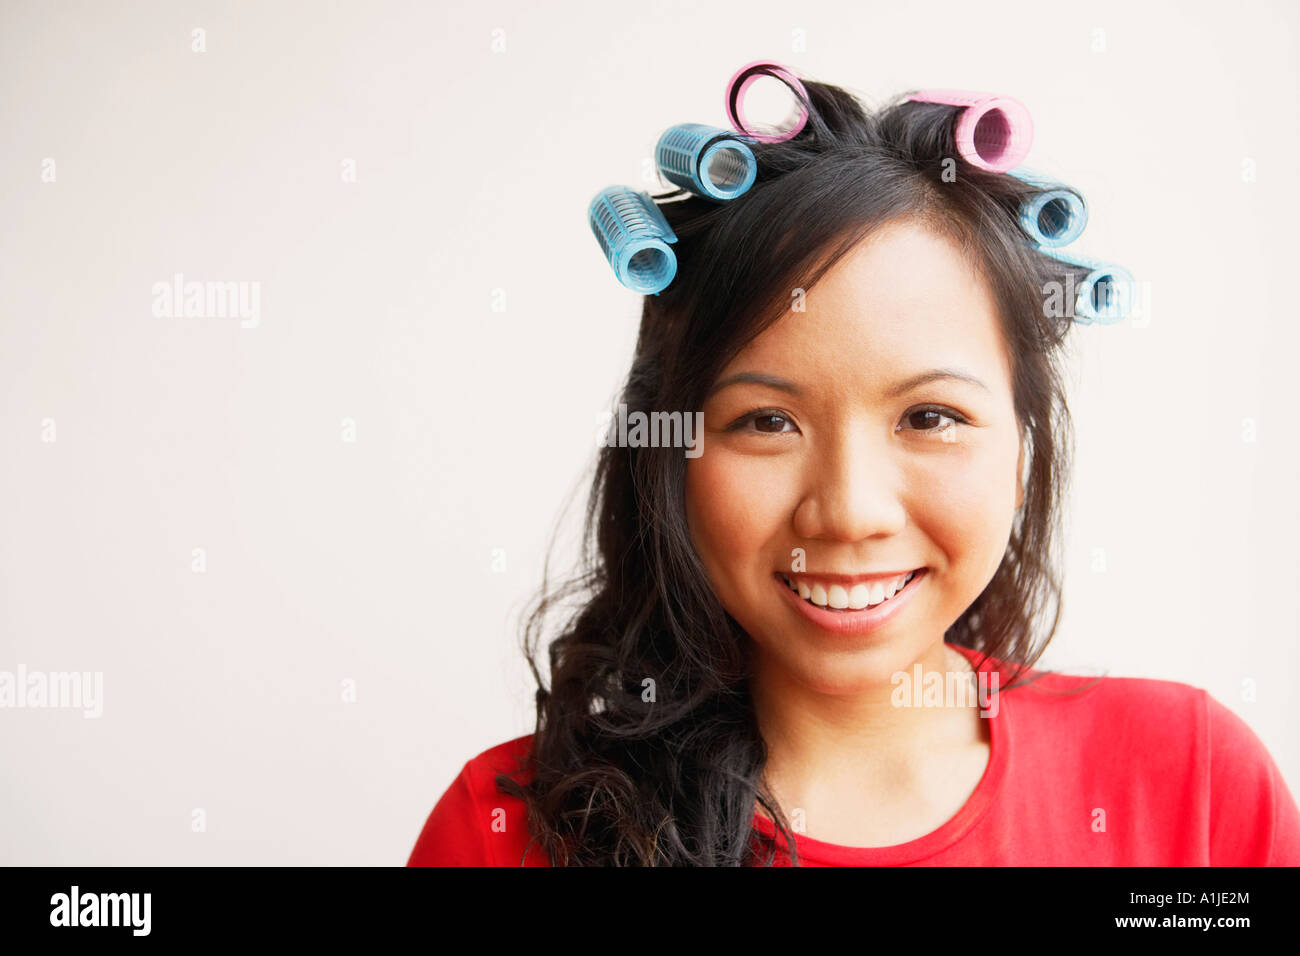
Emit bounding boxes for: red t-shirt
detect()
[406,643,1300,866]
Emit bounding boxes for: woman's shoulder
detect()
[980,649,1279,783]
[993,659,1300,864]
[1001,657,1248,750]
[452,732,539,805]
[983,647,1206,718]
[464,733,537,781]
[959,643,1212,738]
[406,733,541,866]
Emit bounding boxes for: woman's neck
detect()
[750,640,986,826]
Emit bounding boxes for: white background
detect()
[1,0,1296,864]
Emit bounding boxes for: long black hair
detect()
[497,74,1093,865]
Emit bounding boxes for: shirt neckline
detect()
[750,642,1011,865]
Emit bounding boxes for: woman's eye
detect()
[725,406,968,437]
[901,406,969,436]
[729,409,798,434]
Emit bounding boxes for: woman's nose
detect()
[791,432,907,543]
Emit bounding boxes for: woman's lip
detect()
[782,570,920,587]
[773,568,927,636]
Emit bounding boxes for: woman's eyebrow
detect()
[706,367,989,400]
[706,371,803,398]
[883,367,991,398]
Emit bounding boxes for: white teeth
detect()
[787,570,919,611]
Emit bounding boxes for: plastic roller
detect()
[655,123,758,201]
[724,60,810,143]
[1040,248,1135,325]
[905,89,1033,173]
[588,185,679,295]
[1008,166,1089,248]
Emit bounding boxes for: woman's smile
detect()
[773,567,929,636]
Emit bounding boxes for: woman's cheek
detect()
[911,448,1017,589]
[686,449,793,589]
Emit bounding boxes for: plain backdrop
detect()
[1,0,1297,865]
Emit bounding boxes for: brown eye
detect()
[753,413,792,433]
[901,406,968,435]
[727,409,798,434]
[906,409,948,430]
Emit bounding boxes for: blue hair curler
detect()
[588,185,679,295]
[1008,166,1088,248]
[1008,166,1131,323]
[655,123,758,201]
[1039,247,1135,325]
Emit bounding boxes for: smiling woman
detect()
[407,66,1300,866]
[684,221,1031,849]
[689,223,1022,663]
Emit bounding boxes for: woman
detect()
[408,66,1300,866]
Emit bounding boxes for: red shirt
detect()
[406,643,1300,866]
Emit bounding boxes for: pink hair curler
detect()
[724,61,810,143]
[905,89,1033,173]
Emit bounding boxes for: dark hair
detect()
[498,75,1098,865]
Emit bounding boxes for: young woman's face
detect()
[686,219,1024,691]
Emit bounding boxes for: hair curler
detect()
[1038,248,1135,325]
[905,89,1033,173]
[724,60,810,143]
[655,123,758,201]
[588,186,679,295]
[1007,166,1089,248]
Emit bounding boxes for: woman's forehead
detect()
[805,222,993,323]
[716,223,1012,397]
